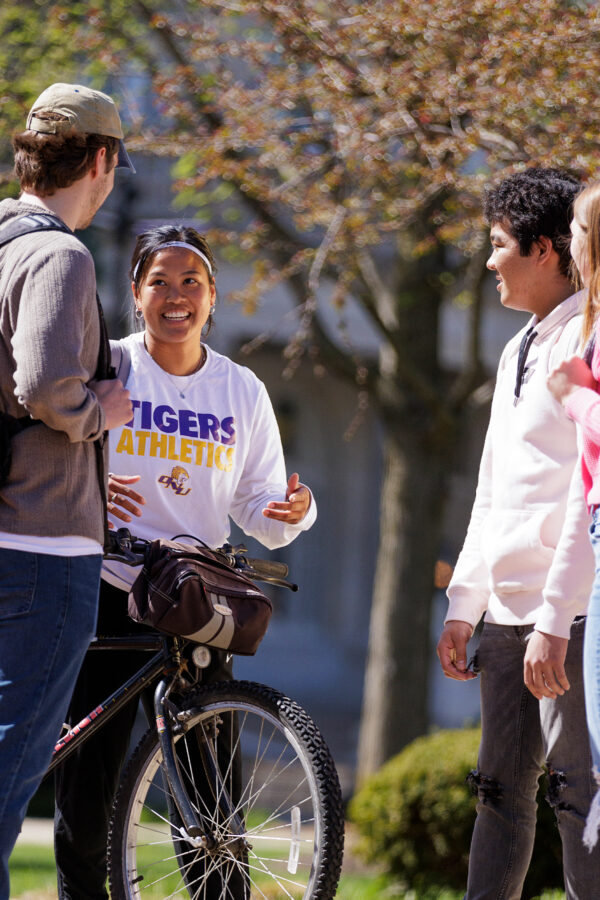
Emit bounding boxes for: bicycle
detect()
[47,527,345,900]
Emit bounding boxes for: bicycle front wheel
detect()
[108,680,344,900]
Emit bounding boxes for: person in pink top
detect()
[548,181,600,847]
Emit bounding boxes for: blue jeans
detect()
[0,549,100,900]
[584,507,600,775]
[467,620,599,900]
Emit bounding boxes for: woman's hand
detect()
[262,473,311,524]
[547,355,596,405]
[107,473,146,527]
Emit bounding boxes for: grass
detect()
[8,835,568,900]
[8,842,400,899]
[9,844,58,898]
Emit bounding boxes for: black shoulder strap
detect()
[0,212,72,250]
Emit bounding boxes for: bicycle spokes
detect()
[109,682,344,900]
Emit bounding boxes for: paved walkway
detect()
[15,818,54,845]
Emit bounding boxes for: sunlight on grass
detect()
[8,840,568,900]
[8,844,57,899]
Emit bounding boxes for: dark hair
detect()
[130,225,217,287]
[12,128,119,196]
[483,167,580,277]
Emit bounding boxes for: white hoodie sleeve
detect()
[536,457,594,637]
[228,382,317,549]
[444,346,513,628]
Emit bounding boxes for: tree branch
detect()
[355,249,399,333]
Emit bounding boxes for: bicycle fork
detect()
[153,678,247,854]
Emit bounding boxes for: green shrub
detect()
[348,728,563,895]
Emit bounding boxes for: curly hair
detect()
[12,129,119,196]
[483,168,580,277]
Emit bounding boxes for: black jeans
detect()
[466,620,599,900]
[54,579,238,900]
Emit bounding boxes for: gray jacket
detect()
[0,198,107,543]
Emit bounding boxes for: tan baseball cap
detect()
[27,83,135,171]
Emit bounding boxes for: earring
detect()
[135,308,143,320]
[209,306,215,317]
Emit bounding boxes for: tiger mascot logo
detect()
[158,465,191,496]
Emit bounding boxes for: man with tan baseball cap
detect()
[0,84,134,900]
[27,82,135,171]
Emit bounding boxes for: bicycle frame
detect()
[47,634,166,773]
[47,631,242,849]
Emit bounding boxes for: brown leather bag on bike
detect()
[128,538,273,655]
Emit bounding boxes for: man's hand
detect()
[89,378,132,430]
[436,620,477,681]
[523,630,570,700]
[547,355,596,406]
[262,473,311,524]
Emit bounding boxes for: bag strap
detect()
[151,539,261,586]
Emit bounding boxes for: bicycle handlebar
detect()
[217,546,297,591]
[104,529,148,565]
[104,529,298,592]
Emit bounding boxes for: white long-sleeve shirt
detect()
[102,333,316,591]
[446,292,593,639]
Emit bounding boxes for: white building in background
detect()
[86,156,529,795]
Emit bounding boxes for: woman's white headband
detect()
[132,241,213,282]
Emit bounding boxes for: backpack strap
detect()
[0,212,72,249]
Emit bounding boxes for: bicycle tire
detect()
[108,679,344,899]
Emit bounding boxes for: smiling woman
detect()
[132,231,216,379]
[53,223,318,900]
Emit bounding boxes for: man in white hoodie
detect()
[437,168,600,898]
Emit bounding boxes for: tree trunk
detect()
[356,415,454,782]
